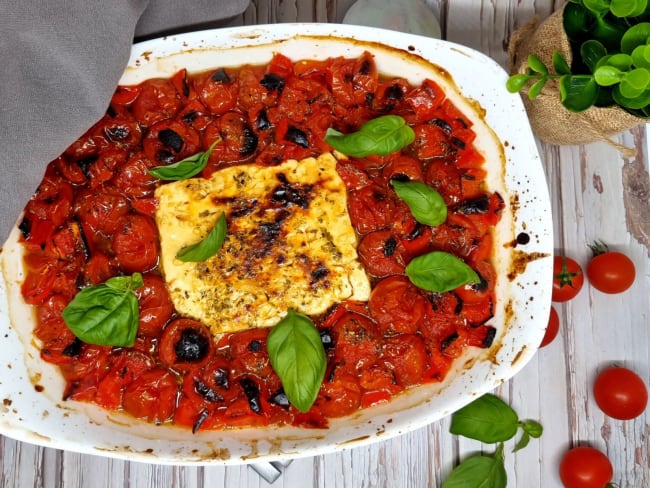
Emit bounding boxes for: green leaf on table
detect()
[506,74,531,93]
[528,79,547,99]
[449,393,519,443]
[442,444,507,488]
[61,273,143,347]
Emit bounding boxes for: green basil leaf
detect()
[405,251,480,293]
[512,431,531,453]
[267,309,327,413]
[148,139,219,180]
[449,394,519,443]
[176,211,227,262]
[442,444,507,488]
[61,272,142,347]
[559,75,599,112]
[390,180,447,226]
[520,419,544,438]
[324,115,415,157]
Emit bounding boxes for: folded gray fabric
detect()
[0,0,249,243]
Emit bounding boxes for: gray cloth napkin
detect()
[0,0,249,243]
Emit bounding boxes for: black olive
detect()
[240,126,258,156]
[454,196,490,215]
[211,68,230,83]
[256,109,272,130]
[248,340,262,353]
[432,118,452,134]
[192,408,210,433]
[284,125,309,148]
[155,149,176,164]
[158,128,184,153]
[174,328,210,363]
[76,155,97,178]
[62,337,83,357]
[194,379,223,402]
[453,295,464,315]
[269,388,290,409]
[18,216,31,239]
[105,125,130,142]
[260,73,285,93]
[320,328,334,351]
[385,84,404,100]
[482,326,497,348]
[213,367,230,389]
[450,136,466,150]
[240,378,263,414]
[383,236,398,257]
[440,332,459,351]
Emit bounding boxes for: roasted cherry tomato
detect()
[587,241,636,294]
[111,213,159,273]
[368,275,427,334]
[552,255,584,302]
[135,274,174,337]
[593,366,648,420]
[122,369,179,423]
[540,305,560,348]
[159,318,214,371]
[559,446,613,488]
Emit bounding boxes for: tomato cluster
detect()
[19,52,501,430]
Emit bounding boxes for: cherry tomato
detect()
[122,369,179,423]
[368,276,427,334]
[587,242,636,294]
[559,446,613,488]
[159,318,214,371]
[540,305,560,348]
[593,366,648,420]
[135,274,174,337]
[552,255,584,302]
[111,213,159,273]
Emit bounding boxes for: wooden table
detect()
[2,1,648,486]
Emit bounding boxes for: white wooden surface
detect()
[2,1,649,486]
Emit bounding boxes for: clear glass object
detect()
[342,0,442,39]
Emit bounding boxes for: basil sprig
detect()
[61,273,143,347]
[148,139,219,180]
[443,394,543,488]
[176,211,227,262]
[390,179,447,226]
[405,251,480,293]
[324,115,415,157]
[443,443,507,488]
[266,309,327,413]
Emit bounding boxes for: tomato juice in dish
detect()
[17,51,503,431]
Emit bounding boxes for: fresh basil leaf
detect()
[324,115,415,157]
[390,180,447,226]
[176,211,227,262]
[405,251,480,293]
[449,394,519,443]
[520,419,543,438]
[148,139,219,180]
[61,272,143,347]
[442,444,507,488]
[267,309,327,413]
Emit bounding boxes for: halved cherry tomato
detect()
[122,369,179,423]
[587,242,636,294]
[593,366,648,420]
[552,255,584,302]
[540,305,560,348]
[159,319,214,371]
[559,446,613,488]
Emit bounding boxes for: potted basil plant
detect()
[507,0,650,152]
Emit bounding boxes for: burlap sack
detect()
[508,5,643,155]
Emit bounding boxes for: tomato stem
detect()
[554,256,582,288]
[588,239,609,257]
